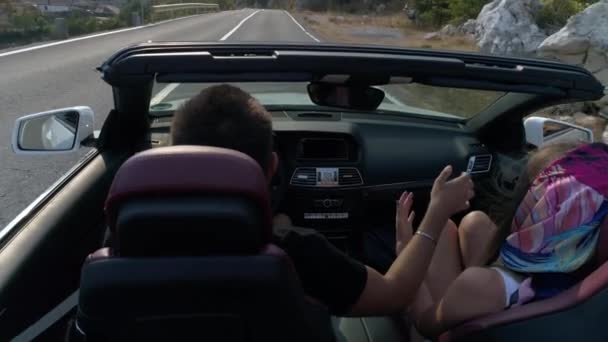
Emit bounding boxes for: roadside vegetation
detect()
[295,0,599,51]
[535,0,599,32]
[0,0,600,50]
[300,12,477,50]
[404,0,597,28]
[296,0,598,28]
[0,0,222,48]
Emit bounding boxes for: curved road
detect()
[0,9,319,227]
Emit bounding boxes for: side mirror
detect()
[524,116,593,148]
[12,106,94,155]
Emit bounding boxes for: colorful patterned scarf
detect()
[501,143,608,274]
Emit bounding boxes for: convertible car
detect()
[1,43,607,341]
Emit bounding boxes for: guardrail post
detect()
[151,3,220,17]
[131,12,142,26]
[52,18,69,39]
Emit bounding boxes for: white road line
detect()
[150,9,262,103]
[150,83,181,105]
[220,9,262,41]
[384,92,408,107]
[0,27,144,58]
[0,14,202,58]
[283,10,320,42]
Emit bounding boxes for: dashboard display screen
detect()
[298,138,349,160]
[317,168,339,186]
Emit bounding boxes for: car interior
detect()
[1,43,608,341]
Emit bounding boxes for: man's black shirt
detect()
[273,225,367,315]
[103,225,367,315]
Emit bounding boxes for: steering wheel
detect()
[270,150,288,214]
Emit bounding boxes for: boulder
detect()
[544,103,586,118]
[539,36,590,55]
[573,112,607,141]
[460,19,478,35]
[584,48,608,73]
[538,0,608,56]
[537,1,608,113]
[596,95,608,111]
[475,0,547,56]
[555,53,586,65]
[424,32,442,41]
[440,24,457,36]
[440,21,477,37]
[594,69,608,87]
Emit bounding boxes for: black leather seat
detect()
[76,146,335,342]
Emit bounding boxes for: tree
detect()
[449,0,490,23]
[536,0,598,32]
[120,0,152,24]
[10,7,49,34]
[412,0,452,27]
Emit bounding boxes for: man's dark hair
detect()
[171,84,273,172]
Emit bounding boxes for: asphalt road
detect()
[0,9,319,227]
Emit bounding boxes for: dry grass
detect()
[299,12,478,52]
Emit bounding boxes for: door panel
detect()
[0,152,123,340]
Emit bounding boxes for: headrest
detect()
[105,146,272,256]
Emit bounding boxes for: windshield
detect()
[150,82,505,120]
[2,0,607,229]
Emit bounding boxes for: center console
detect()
[289,167,363,225]
[282,134,364,252]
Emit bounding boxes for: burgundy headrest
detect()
[105,146,272,241]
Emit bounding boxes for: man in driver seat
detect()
[170,84,474,315]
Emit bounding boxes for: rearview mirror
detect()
[307,83,385,111]
[524,116,593,148]
[12,106,94,155]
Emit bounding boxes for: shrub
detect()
[414,0,452,27]
[98,17,124,31]
[536,0,599,32]
[120,0,152,24]
[67,15,98,36]
[410,0,595,29]
[9,7,50,34]
[448,0,490,23]
[217,0,237,10]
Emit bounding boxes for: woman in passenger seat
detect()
[406,142,608,338]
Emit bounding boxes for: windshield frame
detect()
[102,43,604,131]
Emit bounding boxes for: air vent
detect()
[467,155,493,174]
[270,111,288,119]
[339,168,363,186]
[290,168,317,186]
[289,112,341,121]
[298,113,334,118]
[290,168,364,187]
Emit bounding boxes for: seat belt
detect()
[12,290,79,342]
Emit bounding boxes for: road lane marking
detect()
[0,14,206,58]
[220,9,262,41]
[384,92,408,107]
[0,27,145,58]
[283,10,320,42]
[151,10,261,103]
[150,83,181,105]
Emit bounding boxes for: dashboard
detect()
[150,110,497,251]
[268,111,494,238]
